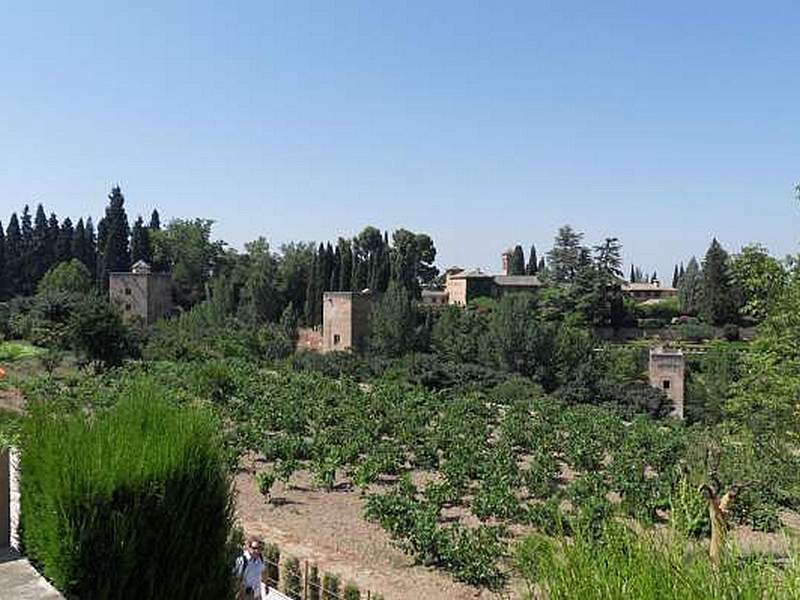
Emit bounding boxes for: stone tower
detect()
[649,347,686,419]
[322,291,374,353]
[109,260,173,326]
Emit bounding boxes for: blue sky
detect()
[1,2,798,278]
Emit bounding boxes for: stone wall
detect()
[1,447,20,550]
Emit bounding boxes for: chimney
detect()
[501,250,512,276]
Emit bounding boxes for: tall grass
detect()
[514,523,800,599]
[20,383,235,599]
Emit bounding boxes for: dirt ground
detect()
[234,467,513,600]
[235,462,800,600]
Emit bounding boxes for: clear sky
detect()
[1,2,798,278]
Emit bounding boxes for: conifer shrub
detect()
[19,384,234,599]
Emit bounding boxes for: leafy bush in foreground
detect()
[20,384,234,599]
[515,524,800,600]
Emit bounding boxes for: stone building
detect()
[322,291,375,353]
[649,347,685,419]
[109,260,173,326]
[443,253,543,306]
[622,280,678,302]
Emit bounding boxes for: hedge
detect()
[20,383,234,599]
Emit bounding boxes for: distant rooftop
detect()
[622,281,676,292]
[493,275,543,287]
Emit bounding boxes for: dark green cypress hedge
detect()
[20,383,234,599]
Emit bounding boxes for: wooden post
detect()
[304,560,309,600]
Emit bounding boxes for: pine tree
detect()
[57,217,74,263]
[526,244,538,275]
[547,225,588,284]
[98,186,131,287]
[630,264,635,283]
[537,257,546,274]
[509,245,525,275]
[700,238,737,325]
[672,265,679,288]
[5,214,21,296]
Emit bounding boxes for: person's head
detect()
[247,538,262,556]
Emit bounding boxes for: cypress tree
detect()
[338,238,353,292]
[700,238,737,325]
[5,214,21,296]
[57,217,74,263]
[98,186,131,286]
[537,257,546,274]
[72,218,87,267]
[84,217,98,281]
[330,244,341,292]
[678,257,702,315]
[526,244,538,275]
[0,222,5,299]
[671,265,679,288]
[149,209,161,231]
[21,205,33,251]
[131,216,153,264]
[46,212,60,269]
[510,245,525,275]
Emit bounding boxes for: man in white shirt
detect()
[235,538,265,600]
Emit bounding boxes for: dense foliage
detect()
[20,384,234,599]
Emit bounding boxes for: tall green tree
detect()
[46,212,60,269]
[337,238,353,292]
[130,216,153,264]
[277,242,314,314]
[57,217,74,264]
[5,213,22,296]
[547,225,589,284]
[84,217,98,280]
[509,245,526,275]
[700,238,737,325]
[97,186,131,287]
[678,257,702,315]
[149,209,161,231]
[526,244,538,275]
[0,222,5,300]
[369,281,415,357]
[731,244,787,322]
[150,218,221,308]
[671,265,680,288]
[238,238,281,323]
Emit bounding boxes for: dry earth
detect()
[234,467,514,600]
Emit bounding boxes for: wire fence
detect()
[252,546,383,600]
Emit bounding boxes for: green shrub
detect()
[264,543,280,587]
[20,384,234,599]
[308,564,321,600]
[322,572,341,600]
[343,581,361,600]
[282,556,302,597]
[517,523,800,599]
